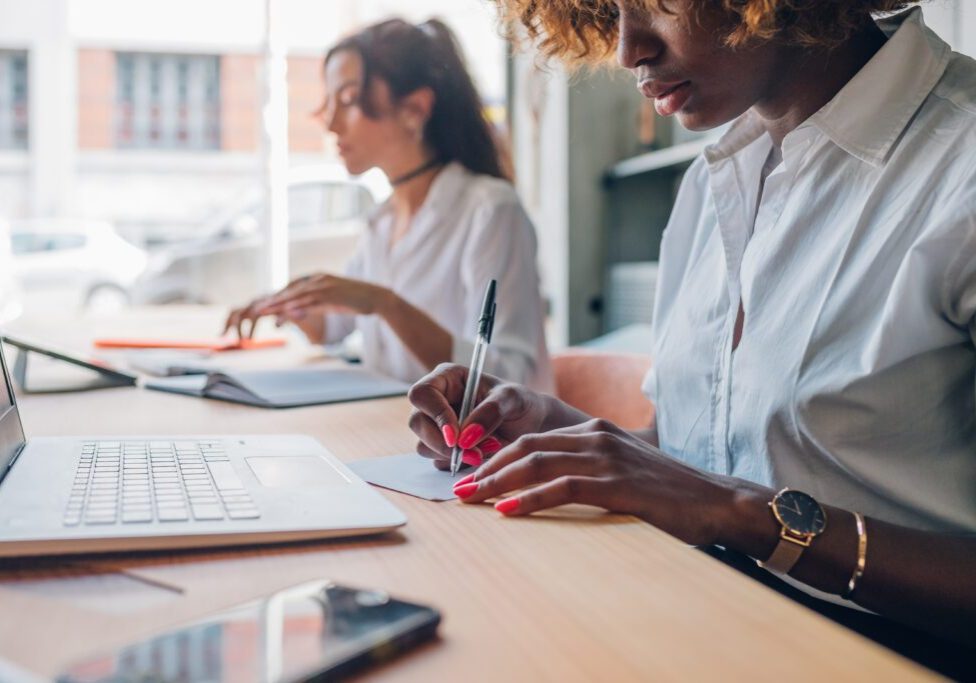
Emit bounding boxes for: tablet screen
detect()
[0,342,26,478]
[1,334,136,381]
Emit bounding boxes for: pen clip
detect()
[477,280,497,343]
[482,302,496,343]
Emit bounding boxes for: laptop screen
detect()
[0,342,26,478]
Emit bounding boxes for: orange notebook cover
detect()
[93,338,287,352]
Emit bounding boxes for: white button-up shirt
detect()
[646,8,976,533]
[325,162,554,392]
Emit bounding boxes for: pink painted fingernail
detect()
[453,473,475,488]
[481,437,502,454]
[458,424,485,450]
[461,450,483,467]
[454,483,479,499]
[441,424,457,448]
[495,498,520,515]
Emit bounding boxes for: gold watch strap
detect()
[760,537,806,574]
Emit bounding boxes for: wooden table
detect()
[0,310,936,681]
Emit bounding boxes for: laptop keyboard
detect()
[63,440,261,526]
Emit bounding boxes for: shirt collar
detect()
[367,161,468,228]
[705,7,951,168]
[809,7,951,167]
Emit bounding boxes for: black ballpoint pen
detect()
[450,279,496,475]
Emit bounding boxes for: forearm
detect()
[377,290,453,370]
[718,480,976,644]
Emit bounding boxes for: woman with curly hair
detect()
[408,0,976,670]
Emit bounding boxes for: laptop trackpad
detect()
[245,455,349,488]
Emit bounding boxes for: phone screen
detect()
[57,581,440,683]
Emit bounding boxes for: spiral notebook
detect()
[144,366,409,408]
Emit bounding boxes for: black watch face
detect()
[774,490,826,535]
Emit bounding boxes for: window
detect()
[0,51,28,150]
[116,53,220,150]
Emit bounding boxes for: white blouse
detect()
[324,162,554,392]
[646,8,976,533]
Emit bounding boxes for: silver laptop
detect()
[0,342,406,557]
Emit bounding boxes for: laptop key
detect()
[88,496,119,504]
[223,504,255,513]
[122,510,153,523]
[228,508,260,520]
[207,462,246,491]
[157,508,189,522]
[191,505,224,520]
[188,497,220,507]
[84,516,117,525]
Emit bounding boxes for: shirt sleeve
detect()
[939,184,976,418]
[321,234,366,345]
[454,195,551,390]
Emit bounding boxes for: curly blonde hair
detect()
[495,0,918,65]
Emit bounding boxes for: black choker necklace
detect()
[390,158,442,186]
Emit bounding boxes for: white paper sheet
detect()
[348,453,460,501]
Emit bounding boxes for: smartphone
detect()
[56,581,441,683]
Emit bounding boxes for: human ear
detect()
[397,86,436,135]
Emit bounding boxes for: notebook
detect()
[144,366,409,408]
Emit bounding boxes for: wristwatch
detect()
[759,488,827,575]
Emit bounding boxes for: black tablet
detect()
[0,333,138,390]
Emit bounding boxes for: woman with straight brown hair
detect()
[226,19,552,417]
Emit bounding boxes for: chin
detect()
[675,111,727,132]
[341,158,370,176]
[675,99,752,133]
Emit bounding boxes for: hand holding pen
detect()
[407,275,570,475]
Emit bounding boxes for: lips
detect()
[638,78,689,99]
[639,79,687,99]
[637,78,692,117]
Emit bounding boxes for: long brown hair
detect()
[326,18,506,180]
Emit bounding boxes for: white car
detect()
[10,219,148,313]
[132,166,390,306]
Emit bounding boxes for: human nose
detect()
[315,101,341,134]
[616,6,664,70]
[325,106,344,135]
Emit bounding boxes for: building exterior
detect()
[0,0,505,245]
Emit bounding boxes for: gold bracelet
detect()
[842,512,867,600]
